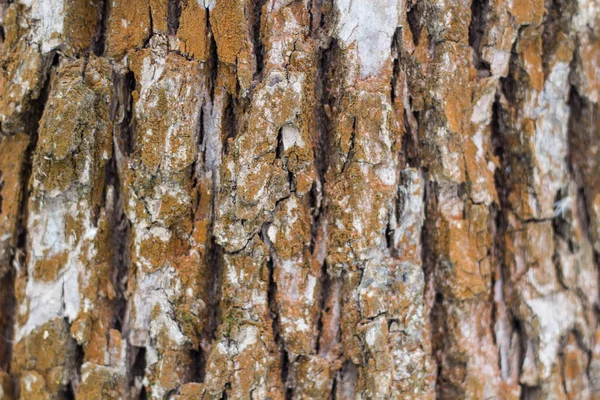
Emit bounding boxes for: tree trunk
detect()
[0,0,599,398]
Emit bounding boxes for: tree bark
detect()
[0,0,599,399]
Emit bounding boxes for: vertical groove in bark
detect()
[92,0,111,56]
[250,0,267,82]
[167,0,181,36]
[202,238,223,378]
[469,0,491,72]
[0,51,53,385]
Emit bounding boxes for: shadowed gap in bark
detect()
[313,23,342,369]
[0,270,15,373]
[0,52,57,381]
[208,13,219,103]
[92,0,111,56]
[390,27,402,104]
[406,2,421,47]
[107,154,131,333]
[131,346,147,396]
[314,38,338,181]
[541,0,576,77]
[401,107,421,168]
[202,238,224,374]
[469,0,491,71]
[275,126,284,160]
[490,92,516,381]
[60,382,75,400]
[567,87,596,246]
[167,0,181,36]
[72,340,84,385]
[112,69,136,156]
[258,223,290,395]
[567,87,600,391]
[0,171,3,215]
[223,95,238,155]
[251,0,268,81]
[495,51,531,394]
[198,106,205,154]
[315,261,329,354]
[139,386,148,400]
[188,348,205,383]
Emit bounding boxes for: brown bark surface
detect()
[0,0,599,399]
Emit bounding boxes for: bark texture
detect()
[0,0,599,399]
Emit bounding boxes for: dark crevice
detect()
[309,35,338,273]
[308,181,324,255]
[329,372,337,400]
[313,27,341,362]
[198,106,205,150]
[567,86,597,244]
[275,126,284,160]
[0,270,15,373]
[520,385,542,400]
[493,70,528,393]
[500,30,524,106]
[62,334,83,399]
[60,383,76,400]
[0,53,56,378]
[406,3,421,47]
[167,0,182,36]
[282,351,292,400]
[314,39,338,182]
[208,22,219,103]
[109,68,135,334]
[92,0,111,56]
[385,211,395,253]
[251,0,268,81]
[0,170,4,215]
[431,291,459,399]
[422,181,451,399]
[420,179,435,282]
[191,105,205,190]
[139,386,148,400]
[165,388,178,400]
[108,157,131,333]
[316,261,331,353]
[142,5,154,48]
[72,341,84,380]
[112,69,136,157]
[188,348,205,383]
[130,346,147,394]
[255,221,293,397]
[390,27,402,104]
[541,0,576,78]
[223,95,238,155]
[261,235,290,396]
[401,108,421,168]
[468,0,491,71]
[566,88,593,240]
[202,237,223,378]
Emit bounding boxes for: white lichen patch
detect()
[334,0,400,78]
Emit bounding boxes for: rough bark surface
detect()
[0,0,599,399]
